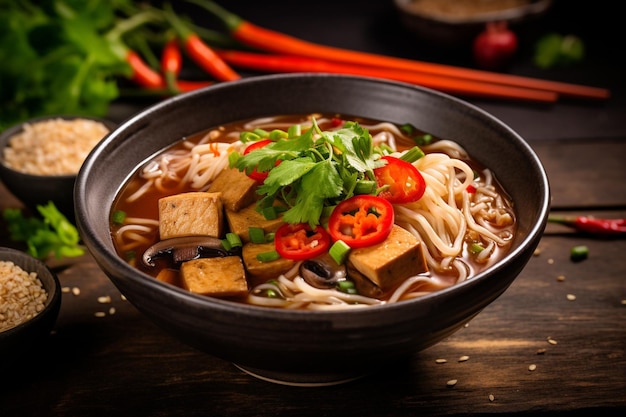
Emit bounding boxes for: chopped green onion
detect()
[354,180,377,195]
[469,242,484,254]
[262,206,278,220]
[570,245,589,262]
[399,146,425,163]
[112,210,126,225]
[329,240,351,265]
[269,129,288,141]
[413,134,432,146]
[256,250,280,262]
[265,232,275,242]
[240,132,262,143]
[337,280,357,294]
[226,233,243,248]
[249,227,267,244]
[287,124,301,138]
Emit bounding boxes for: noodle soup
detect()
[111,113,515,310]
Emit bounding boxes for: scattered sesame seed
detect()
[97,295,112,303]
[533,248,541,256]
[62,286,70,293]
[94,311,106,318]
[109,307,116,315]
[536,348,546,355]
[621,299,626,306]
[528,364,537,371]
[488,394,495,402]
[71,287,80,296]
[446,379,458,387]
[458,355,470,362]
[120,294,127,301]
[566,294,576,301]
[547,337,558,345]
[547,258,554,264]
[435,359,447,364]
[556,275,565,282]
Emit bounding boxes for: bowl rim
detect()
[76,73,551,319]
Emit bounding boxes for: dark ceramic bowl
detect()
[0,115,115,221]
[75,74,550,386]
[0,247,62,366]
[394,0,553,48]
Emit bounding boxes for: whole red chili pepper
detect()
[126,50,163,89]
[548,215,626,235]
[161,38,183,91]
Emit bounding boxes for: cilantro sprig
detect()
[3,201,85,260]
[231,119,386,227]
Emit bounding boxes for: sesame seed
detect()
[71,287,80,296]
[435,358,447,364]
[547,337,558,345]
[458,355,470,362]
[566,294,576,301]
[109,307,116,315]
[94,311,106,318]
[97,295,112,303]
[556,275,565,282]
[489,394,495,402]
[62,286,70,293]
[528,364,537,371]
[533,248,541,256]
[446,379,458,387]
[536,348,546,355]
[547,258,554,264]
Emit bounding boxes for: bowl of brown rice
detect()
[0,115,115,221]
[0,246,61,365]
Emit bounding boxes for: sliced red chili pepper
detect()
[274,223,331,261]
[243,139,274,182]
[328,195,394,248]
[374,155,426,204]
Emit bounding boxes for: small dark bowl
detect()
[75,74,550,385]
[394,0,553,48]
[0,115,115,221]
[0,247,62,366]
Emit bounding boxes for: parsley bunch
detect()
[232,120,386,227]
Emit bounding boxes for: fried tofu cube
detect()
[158,192,223,239]
[225,203,285,243]
[180,256,248,298]
[347,225,428,295]
[207,167,258,212]
[241,242,296,285]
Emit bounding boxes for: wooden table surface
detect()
[2,1,625,416]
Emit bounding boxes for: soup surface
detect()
[111,113,515,310]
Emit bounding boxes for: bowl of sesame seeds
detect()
[0,247,62,366]
[0,115,115,221]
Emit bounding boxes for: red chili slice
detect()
[242,139,274,182]
[327,195,394,248]
[274,223,331,261]
[374,156,426,204]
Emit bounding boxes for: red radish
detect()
[473,21,518,70]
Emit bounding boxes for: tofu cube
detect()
[241,242,296,285]
[207,167,258,212]
[225,203,285,243]
[158,192,223,239]
[347,225,428,295]
[180,256,248,298]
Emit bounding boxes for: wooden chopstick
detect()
[218,50,559,103]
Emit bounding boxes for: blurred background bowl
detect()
[75,73,550,386]
[393,0,553,48]
[0,246,62,367]
[0,115,115,222]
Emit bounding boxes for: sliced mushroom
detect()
[143,236,237,267]
[300,252,347,289]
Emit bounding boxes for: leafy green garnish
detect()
[534,33,585,69]
[232,119,386,227]
[3,201,85,260]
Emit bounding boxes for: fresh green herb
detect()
[469,242,485,254]
[570,245,588,262]
[256,250,280,263]
[534,33,585,69]
[3,201,85,260]
[337,280,357,294]
[399,146,425,163]
[221,232,242,250]
[231,119,386,227]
